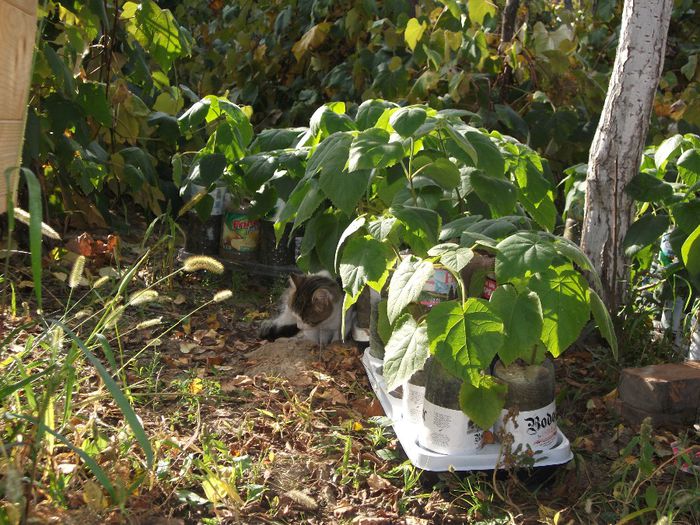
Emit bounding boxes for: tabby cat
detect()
[259,271,354,345]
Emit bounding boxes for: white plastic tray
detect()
[361,349,574,471]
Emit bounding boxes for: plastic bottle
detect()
[418,358,483,454]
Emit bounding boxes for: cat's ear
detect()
[312,288,334,311]
[289,273,304,289]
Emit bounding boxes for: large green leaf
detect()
[427,298,504,384]
[319,167,370,215]
[468,0,498,26]
[122,0,185,72]
[76,82,112,127]
[466,131,504,177]
[392,206,440,255]
[355,100,398,130]
[552,237,603,292]
[495,232,558,283]
[681,223,700,276]
[189,153,226,187]
[443,124,478,165]
[468,171,517,216]
[654,134,683,169]
[387,256,435,324]
[513,158,556,231]
[251,128,307,152]
[625,172,675,203]
[416,157,460,189]
[367,215,399,242]
[339,235,396,298]
[309,103,355,138]
[427,243,474,274]
[404,18,428,51]
[178,99,210,131]
[489,285,543,366]
[588,289,618,360]
[529,265,590,357]
[383,315,430,390]
[459,376,507,430]
[306,131,353,178]
[440,215,484,241]
[671,200,700,233]
[677,149,700,186]
[334,216,366,269]
[348,128,404,171]
[390,106,427,137]
[292,180,326,232]
[623,214,670,257]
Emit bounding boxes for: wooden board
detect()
[0,0,37,214]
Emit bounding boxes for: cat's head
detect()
[287,272,340,327]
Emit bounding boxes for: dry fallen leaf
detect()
[367,473,393,493]
[179,342,198,354]
[220,375,254,392]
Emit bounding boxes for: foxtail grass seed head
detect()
[92,275,111,289]
[182,255,224,274]
[68,256,86,288]
[213,289,233,303]
[104,305,125,329]
[135,317,162,330]
[50,326,64,351]
[74,308,93,320]
[13,207,61,240]
[128,290,159,306]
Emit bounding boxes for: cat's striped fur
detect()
[259,271,354,345]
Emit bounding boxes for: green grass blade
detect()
[6,412,117,501]
[95,334,119,371]
[62,344,79,424]
[56,322,154,468]
[19,168,43,310]
[0,366,54,400]
[115,248,152,299]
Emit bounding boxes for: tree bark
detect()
[580,0,673,312]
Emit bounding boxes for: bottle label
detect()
[401,383,425,425]
[481,275,497,299]
[222,212,260,253]
[496,400,558,451]
[418,399,482,454]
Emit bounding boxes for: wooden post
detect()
[0,0,37,214]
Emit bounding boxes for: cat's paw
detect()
[258,320,300,341]
[258,320,276,340]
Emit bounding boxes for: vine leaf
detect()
[390,106,427,137]
[489,285,543,366]
[427,243,474,274]
[427,298,504,384]
[383,315,430,391]
[529,265,590,357]
[459,376,507,430]
[495,232,558,283]
[339,235,395,299]
[348,128,404,172]
[387,255,434,324]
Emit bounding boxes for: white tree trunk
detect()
[581,0,673,312]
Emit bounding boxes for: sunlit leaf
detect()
[383,315,430,390]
